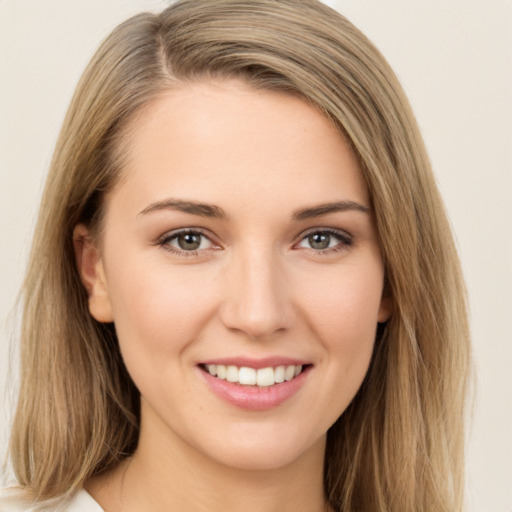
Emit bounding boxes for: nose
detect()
[219,246,296,340]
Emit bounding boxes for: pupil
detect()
[309,233,330,250]
[178,233,201,250]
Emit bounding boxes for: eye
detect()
[159,229,216,254]
[296,229,352,252]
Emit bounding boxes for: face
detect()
[77,80,390,472]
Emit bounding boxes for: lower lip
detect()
[199,367,311,411]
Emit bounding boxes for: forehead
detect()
[109,80,369,216]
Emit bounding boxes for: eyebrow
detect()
[139,199,227,219]
[292,201,370,221]
[138,198,370,220]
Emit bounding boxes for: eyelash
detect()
[157,227,353,256]
[296,228,353,255]
[157,228,217,257]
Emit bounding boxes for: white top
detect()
[0,488,103,512]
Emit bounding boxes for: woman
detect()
[2,0,471,510]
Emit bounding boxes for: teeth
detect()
[216,365,227,380]
[239,367,257,385]
[226,365,239,383]
[284,365,295,381]
[274,365,285,383]
[205,364,304,387]
[256,367,275,387]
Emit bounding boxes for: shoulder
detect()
[0,487,28,512]
[0,487,103,512]
[0,487,34,512]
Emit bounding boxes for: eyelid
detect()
[156,226,352,256]
[157,227,221,256]
[294,227,353,252]
[298,226,352,239]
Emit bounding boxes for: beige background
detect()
[1,1,511,510]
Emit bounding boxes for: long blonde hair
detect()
[9,1,471,510]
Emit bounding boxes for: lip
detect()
[198,360,312,411]
[200,356,309,369]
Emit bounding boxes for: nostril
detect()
[218,262,296,338]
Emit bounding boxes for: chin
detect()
[192,424,327,472]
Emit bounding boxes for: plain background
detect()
[0,1,511,510]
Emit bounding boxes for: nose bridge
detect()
[220,242,294,339]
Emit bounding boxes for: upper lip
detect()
[199,356,311,369]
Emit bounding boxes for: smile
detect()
[203,364,305,387]
[199,360,312,410]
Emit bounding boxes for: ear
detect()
[73,224,114,323]
[377,295,393,323]
[377,279,393,323]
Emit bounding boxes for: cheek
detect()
[298,261,383,392]
[105,253,219,363]
[301,261,384,340]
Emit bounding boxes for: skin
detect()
[76,80,391,512]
